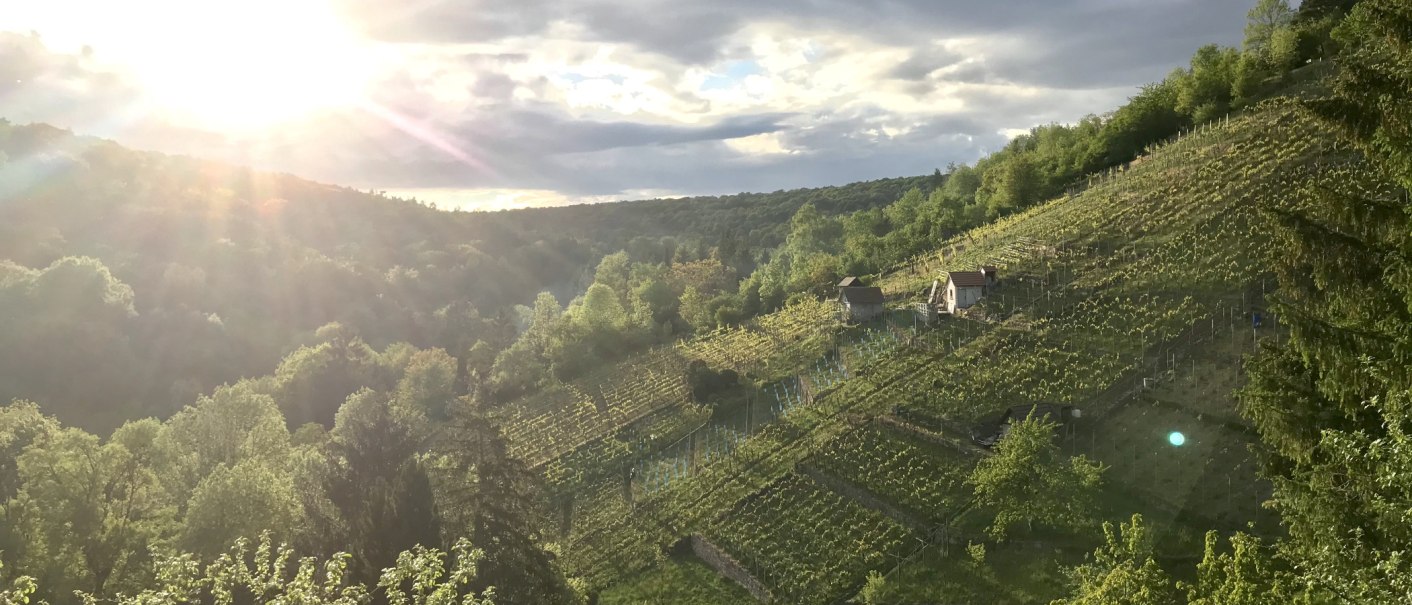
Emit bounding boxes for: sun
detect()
[121,0,377,129]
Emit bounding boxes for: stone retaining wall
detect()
[687,534,773,602]
[797,463,932,533]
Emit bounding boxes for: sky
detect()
[1,0,1251,211]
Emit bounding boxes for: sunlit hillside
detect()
[0,122,918,432]
[4,0,1409,603]
[525,99,1344,603]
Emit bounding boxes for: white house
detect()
[944,271,987,314]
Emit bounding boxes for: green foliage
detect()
[1244,0,1296,54]
[1051,514,1179,605]
[440,397,578,605]
[9,423,175,595]
[684,360,741,402]
[1099,81,1187,163]
[180,459,302,558]
[978,153,1041,218]
[159,382,291,495]
[968,416,1105,540]
[967,542,986,564]
[0,118,915,433]
[1183,531,1293,605]
[0,257,140,432]
[1238,1,1412,601]
[0,561,38,605]
[1175,45,1242,122]
[308,390,439,582]
[860,570,887,605]
[67,533,493,605]
[598,557,751,605]
[275,333,384,428]
[398,349,459,420]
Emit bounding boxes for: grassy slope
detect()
[505,99,1337,603]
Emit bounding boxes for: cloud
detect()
[0,32,144,136]
[889,46,966,81]
[3,0,1252,205]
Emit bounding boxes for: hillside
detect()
[0,122,919,432]
[4,1,1408,602]
[490,98,1339,603]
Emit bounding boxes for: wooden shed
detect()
[838,276,867,288]
[838,283,885,322]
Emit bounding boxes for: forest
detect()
[3,0,1410,602]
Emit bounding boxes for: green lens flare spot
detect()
[1168,431,1186,447]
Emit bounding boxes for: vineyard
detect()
[680,297,844,381]
[808,425,975,527]
[518,99,1362,603]
[706,473,917,604]
[500,349,693,467]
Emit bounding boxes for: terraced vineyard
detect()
[500,349,693,466]
[706,473,917,604]
[533,101,1352,603]
[681,297,845,381]
[808,425,975,527]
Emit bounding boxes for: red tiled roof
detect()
[947,271,987,288]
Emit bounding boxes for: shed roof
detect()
[947,271,987,288]
[838,276,866,288]
[840,287,885,305]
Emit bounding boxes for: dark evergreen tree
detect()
[440,392,577,605]
[1243,0,1412,599]
[304,389,442,584]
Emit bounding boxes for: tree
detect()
[304,390,441,583]
[0,401,57,576]
[464,340,498,393]
[1100,80,1187,164]
[0,257,141,433]
[9,422,176,598]
[274,332,383,428]
[967,415,1104,539]
[976,153,1040,218]
[439,395,577,605]
[781,203,843,260]
[592,251,632,305]
[631,277,677,327]
[574,283,628,334]
[941,163,982,206]
[0,561,38,605]
[1244,0,1296,54]
[1052,514,1179,605]
[158,382,291,496]
[678,285,711,334]
[488,292,563,400]
[1183,531,1297,605]
[179,458,302,558]
[1296,0,1362,22]
[1174,45,1241,123]
[397,348,459,420]
[1241,1,1412,599]
[70,533,493,605]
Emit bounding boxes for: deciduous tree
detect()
[967,415,1104,540]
